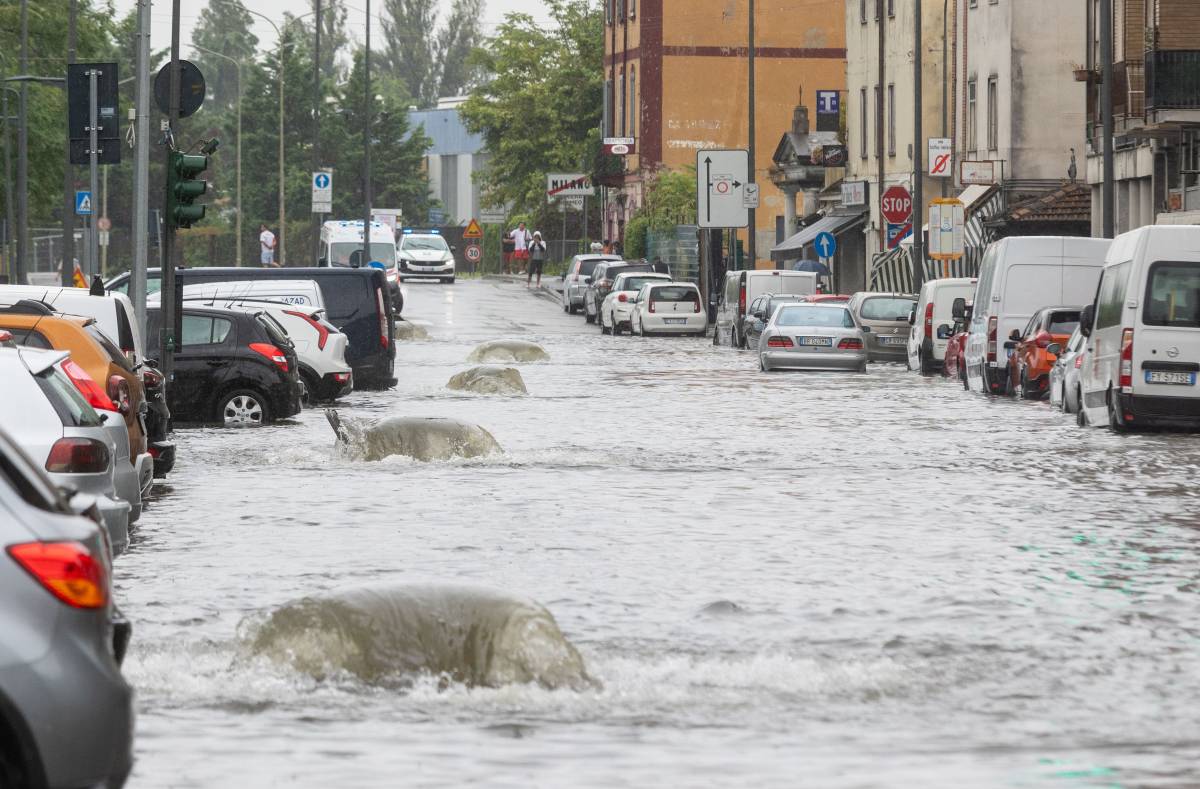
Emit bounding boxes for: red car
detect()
[802,294,852,304]
[942,305,972,387]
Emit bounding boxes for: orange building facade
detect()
[604,0,846,267]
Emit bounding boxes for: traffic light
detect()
[168,150,209,229]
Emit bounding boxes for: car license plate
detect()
[798,336,833,347]
[1145,370,1196,385]
[664,318,686,325]
[879,336,904,345]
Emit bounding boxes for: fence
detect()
[647,225,700,285]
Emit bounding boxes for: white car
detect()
[905,277,977,374]
[397,231,456,283]
[176,279,326,308]
[630,282,707,337]
[1048,328,1086,415]
[599,272,672,335]
[562,254,621,314]
[0,286,146,364]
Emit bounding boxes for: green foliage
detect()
[381,0,485,108]
[624,215,648,259]
[191,0,258,115]
[639,170,698,231]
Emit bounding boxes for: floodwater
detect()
[120,278,1200,788]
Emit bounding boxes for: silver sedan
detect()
[757,304,868,372]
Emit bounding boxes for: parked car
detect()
[0,426,134,789]
[140,361,175,477]
[847,292,917,363]
[176,279,327,308]
[941,300,973,387]
[1078,225,1200,430]
[561,254,622,314]
[742,294,809,348]
[166,296,352,403]
[714,270,818,348]
[964,236,1109,396]
[0,308,153,520]
[1049,328,1087,415]
[584,261,653,324]
[905,277,977,374]
[0,344,132,554]
[109,266,396,389]
[600,272,672,335]
[802,293,852,304]
[756,303,867,373]
[629,282,708,337]
[146,305,302,426]
[1005,306,1081,399]
[395,229,456,284]
[0,286,145,364]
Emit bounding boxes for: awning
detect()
[770,210,866,261]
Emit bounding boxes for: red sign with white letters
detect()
[880,186,912,224]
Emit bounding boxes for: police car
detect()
[397,229,456,284]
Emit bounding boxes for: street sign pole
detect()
[912,0,925,294]
[747,0,757,271]
[87,67,99,279]
[131,0,150,330]
[61,0,76,287]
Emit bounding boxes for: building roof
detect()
[407,107,484,156]
[1007,181,1092,223]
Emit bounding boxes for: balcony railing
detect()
[1146,50,1200,111]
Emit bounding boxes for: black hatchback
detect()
[147,306,302,426]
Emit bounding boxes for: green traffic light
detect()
[167,149,212,230]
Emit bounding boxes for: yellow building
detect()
[604,0,846,268]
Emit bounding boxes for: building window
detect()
[629,67,636,138]
[606,0,612,24]
[969,0,977,7]
[629,0,636,18]
[987,76,998,151]
[874,0,881,21]
[617,0,625,19]
[860,0,867,23]
[888,0,894,17]
[887,83,895,156]
[860,88,868,158]
[603,79,613,137]
[875,84,883,158]
[618,68,626,136]
[967,78,978,153]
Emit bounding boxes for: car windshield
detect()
[860,297,916,321]
[1047,311,1081,335]
[651,286,697,302]
[330,242,397,267]
[775,306,855,328]
[400,235,450,252]
[1144,261,1200,327]
[618,276,664,292]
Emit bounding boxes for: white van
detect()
[964,237,1110,395]
[905,277,977,374]
[175,279,325,308]
[0,285,145,363]
[1078,225,1200,430]
[319,220,399,292]
[714,270,818,348]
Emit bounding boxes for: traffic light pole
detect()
[161,0,182,382]
[61,0,76,288]
[361,0,372,269]
[87,68,99,280]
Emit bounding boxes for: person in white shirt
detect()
[509,223,531,273]
[259,224,278,267]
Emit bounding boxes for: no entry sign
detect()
[880,186,912,224]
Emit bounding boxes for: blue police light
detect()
[368,261,386,270]
[402,228,414,234]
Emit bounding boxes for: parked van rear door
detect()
[1135,259,1200,398]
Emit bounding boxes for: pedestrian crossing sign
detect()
[75,191,93,216]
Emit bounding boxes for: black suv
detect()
[584,261,654,324]
[147,305,302,426]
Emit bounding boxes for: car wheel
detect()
[443,276,456,284]
[299,371,320,405]
[585,308,595,324]
[611,315,623,336]
[919,350,934,376]
[712,325,720,346]
[858,363,868,374]
[600,315,610,334]
[1077,388,1088,426]
[760,355,769,372]
[1107,389,1127,433]
[960,362,969,391]
[563,301,570,313]
[1018,368,1031,400]
[219,389,270,426]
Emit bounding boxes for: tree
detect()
[436,0,485,98]
[191,0,259,115]
[381,0,438,107]
[310,0,348,83]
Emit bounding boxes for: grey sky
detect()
[112,1,553,56]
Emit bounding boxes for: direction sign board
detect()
[480,206,507,224]
[75,190,93,216]
[928,138,953,178]
[742,182,760,209]
[546,173,594,198]
[814,231,837,259]
[463,218,483,239]
[311,171,333,214]
[697,149,749,228]
[880,185,912,224]
[816,90,840,115]
[928,198,965,260]
[960,160,997,185]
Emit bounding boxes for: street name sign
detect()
[603,137,636,156]
[697,149,749,228]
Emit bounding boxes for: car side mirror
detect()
[963,306,974,322]
[318,257,327,266]
[936,323,952,339]
[1079,304,1095,337]
[451,246,457,253]
[1047,343,1062,356]
[1009,329,1021,341]
[951,297,966,320]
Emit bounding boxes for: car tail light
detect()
[106,375,131,415]
[1074,355,1084,369]
[8,541,108,608]
[649,300,657,313]
[375,287,389,349]
[618,293,629,303]
[693,296,702,313]
[333,372,351,383]
[838,338,864,350]
[61,359,117,412]
[767,336,794,348]
[284,309,330,350]
[45,437,110,474]
[1119,328,1133,390]
[142,366,163,388]
[924,302,934,339]
[986,316,998,363]
[148,445,161,458]
[739,283,746,315]
[249,342,289,373]
[1034,330,1054,349]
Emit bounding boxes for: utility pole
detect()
[312,0,322,259]
[16,0,28,283]
[941,0,949,199]
[2,89,14,280]
[278,36,286,264]
[161,0,183,382]
[1100,0,1114,238]
[132,0,151,332]
[913,0,926,293]
[747,0,757,271]
[362,0,372,269]
[61,0,77,287]
[86,67,100,278]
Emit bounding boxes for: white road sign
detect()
[697,149,749,228]
[311,170,333,214]
[742,182,760,209]
[928,138,953,178]
[928,199,965,261]
[557,196,585,212]
[546,173,594,198]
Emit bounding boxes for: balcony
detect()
[1145,50,1200,112]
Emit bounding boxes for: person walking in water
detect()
[527,231,548,288]
[259,224,279,267]
[509,222,531,274]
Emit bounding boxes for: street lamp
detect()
[190,44,242,266]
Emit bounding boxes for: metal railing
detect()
[1146,50,1200,111]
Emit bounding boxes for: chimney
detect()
[792,105,809,135]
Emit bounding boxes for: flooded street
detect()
[121,278,1200,787]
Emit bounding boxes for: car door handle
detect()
[206,360,224,367]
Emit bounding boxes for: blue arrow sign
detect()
[314,173,330,189]
[75,190,93,216]
[814,231,837,259]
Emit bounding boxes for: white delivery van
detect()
[1078,225,1200,430]
[714,270,818,348]
[905,277,977,374]
[175,279,325,308]
[0,285,145,363]
[320,220,400,293]
[964,237,1110,395]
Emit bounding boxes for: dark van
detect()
[108,267,396,388]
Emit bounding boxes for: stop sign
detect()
[880,186,913,224]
